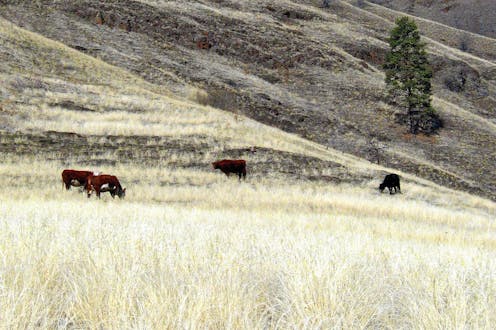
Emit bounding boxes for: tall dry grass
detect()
[0,158,495,328]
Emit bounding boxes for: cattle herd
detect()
[62,159,401,200]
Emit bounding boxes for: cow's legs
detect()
[85,182,92,198]
[388,187,393,194]
[86,186,101,198]
[75,180,84,193]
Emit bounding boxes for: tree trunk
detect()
[408,106,420,134]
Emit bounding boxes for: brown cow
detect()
[212,159,247,181]
[62,169,94,191]
[86,174,126,199]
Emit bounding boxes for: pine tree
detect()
[384,17,440,134]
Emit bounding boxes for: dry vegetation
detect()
[1,0,495,199]
[1,157,496,328]
[1,2,496,328]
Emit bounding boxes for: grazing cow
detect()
[62,169,94,191]
[379,173,401,194]
[86,174,126,199]
[212,159,247,181]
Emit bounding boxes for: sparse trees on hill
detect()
[384,16,441,134]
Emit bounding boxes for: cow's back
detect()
[218,159,246,170]
[89,174,121,188]
[62,169,92,181]
[386,174,400,185]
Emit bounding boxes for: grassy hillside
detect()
[1,2,496,328]
[1,0,494,200]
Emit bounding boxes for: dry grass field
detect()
[1,157,496,328]
[1,3,496,329]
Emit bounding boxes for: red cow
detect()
[86,174,126,199]
[212,159,247,181]
[62,169,94,191]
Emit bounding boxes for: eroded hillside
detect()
[368,0,496,39]
[0,0,495,199]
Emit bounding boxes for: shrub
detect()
[188,87,239,111]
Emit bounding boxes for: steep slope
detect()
[368,0,496,39]
[0,15,378,186]
[1,0,495,199]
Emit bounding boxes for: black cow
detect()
[379,174,401,194]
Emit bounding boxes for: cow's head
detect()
[378,183,386,192]
[212,162,219,169]
[117,187,126,199]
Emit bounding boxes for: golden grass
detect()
[0,17,173,96]
[0,157,495,328]
[2,11,496,328]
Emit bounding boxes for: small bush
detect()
[356,0,366,8]
[443,73,465,92]
[459,34,471,52]
[9,75,47,91]
[419,107,443,134]
[205,89,239,111]
[187,87,209,106]
[188,87,239,111]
